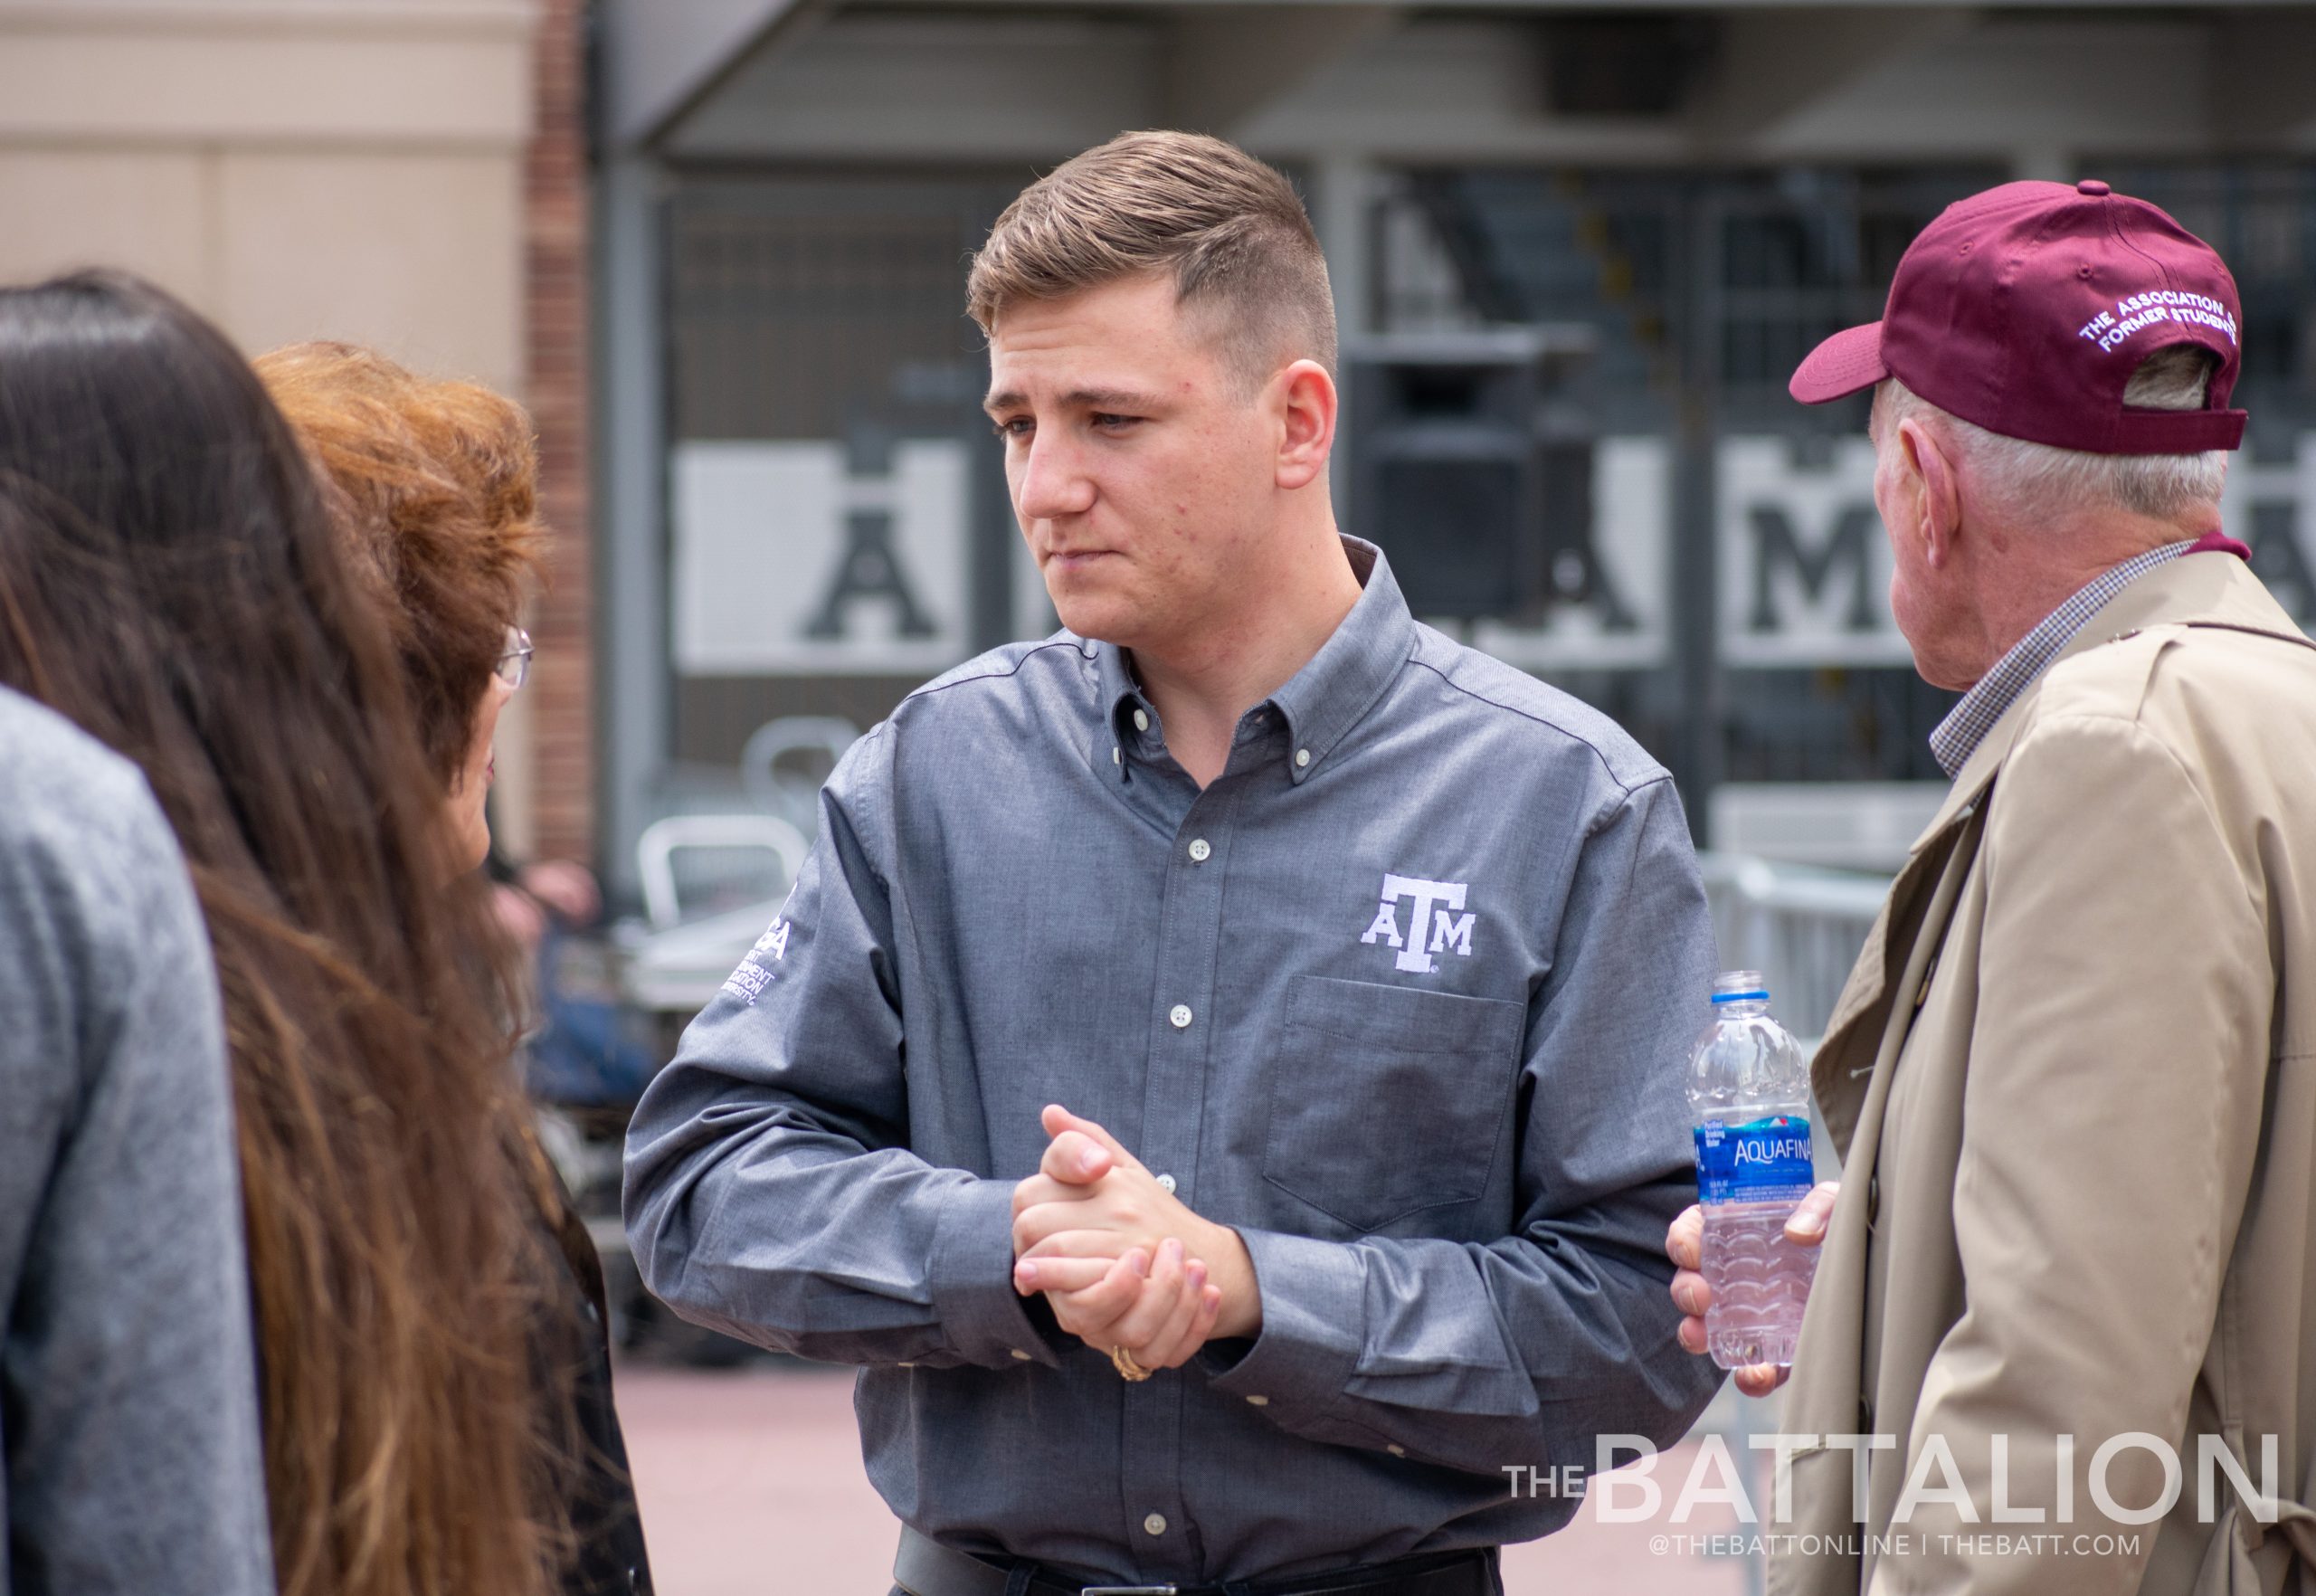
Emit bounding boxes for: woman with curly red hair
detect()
[256,342,544,869]
[257,339,653,1596]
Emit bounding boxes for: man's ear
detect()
[1898,416,1964,569]
[1274,359,1336,491]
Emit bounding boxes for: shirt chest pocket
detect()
[1262,974,1525,1233]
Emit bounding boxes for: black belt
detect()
[893,1527,1500,1596]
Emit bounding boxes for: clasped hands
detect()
[1010,1105,1259,1372]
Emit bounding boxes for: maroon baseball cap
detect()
[1790,179,2247,453]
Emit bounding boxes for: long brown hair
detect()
[0,271,570,1596]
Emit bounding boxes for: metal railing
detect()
[1697,851,1890,1041]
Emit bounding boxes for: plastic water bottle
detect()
[1688,970,1818,1369]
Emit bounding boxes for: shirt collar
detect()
[1927,537,2201,777]
[1269,538,1416,784]
[1090,537,1416,785]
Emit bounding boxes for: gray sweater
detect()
[0,686,271,1594]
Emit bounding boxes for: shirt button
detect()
[1388,1444,1407,1457]
[1156,1173,1176,1193]
[1010,1348,1031,1362]
[1169,1004,1192,1030]
[1133,708,1150,732]
[1295,748,1312,768]
[1246,1394,1269,1407]
[1187,838,1211,862]
[1144,1513,1167,1536]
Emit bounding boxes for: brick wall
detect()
[525,0,594,864]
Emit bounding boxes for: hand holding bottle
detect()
[1666,1182,1838,1395]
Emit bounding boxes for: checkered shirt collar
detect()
[1928,539,2199,778]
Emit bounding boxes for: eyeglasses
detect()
[495,626,534,690]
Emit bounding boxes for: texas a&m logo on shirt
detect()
[1360,873,1476,974]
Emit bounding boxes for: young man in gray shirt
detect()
[0,684,271,1595]
[627,132,1719,1593]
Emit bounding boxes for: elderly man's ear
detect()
[1896,415,1966,570]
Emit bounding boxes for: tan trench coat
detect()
[1769,553,2316,1596]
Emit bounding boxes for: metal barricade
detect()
[1697,852,1890,1042]
[738,715,860,835]
[633,812,811,931]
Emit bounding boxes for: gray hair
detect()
[1880,345,2229,524]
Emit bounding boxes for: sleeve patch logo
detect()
[721,917,791,1005]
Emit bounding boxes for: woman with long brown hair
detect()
[257,337,654,1596]
[0,270,575,1596]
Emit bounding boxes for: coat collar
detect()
[1810,553,2297,1154]
[1910,551,2287,850]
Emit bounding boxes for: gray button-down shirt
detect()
[625,539,1722,1585]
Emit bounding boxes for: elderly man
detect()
[1670,180,2316,1594]
[628,131,1721,1594]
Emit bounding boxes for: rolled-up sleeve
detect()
[622,725,1058,1369]
[1207,775,1724,1475]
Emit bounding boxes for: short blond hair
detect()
[967,130,1337,391]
